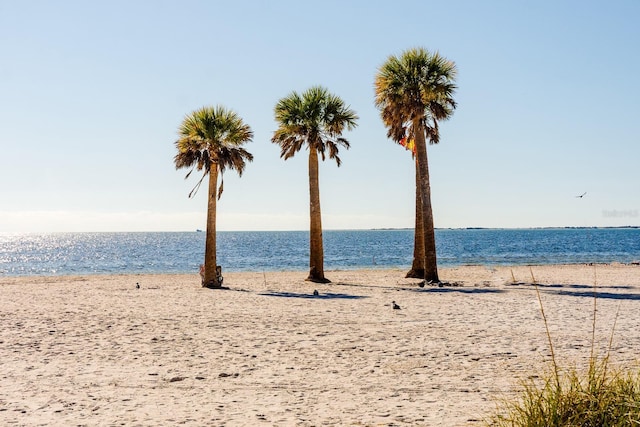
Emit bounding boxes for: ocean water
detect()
[1,228,639,277]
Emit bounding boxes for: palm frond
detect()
[174,105,254,198]
[188,171,207,199]
[217,174,224,200]
[374,47,457,147]
[272,86,358,166]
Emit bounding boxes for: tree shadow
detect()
[259,291,368,300]
[551,289,640,301]
[325,281,506,295]
[507,282,640,301]
[511,282,634,291]
[407,287,506,295]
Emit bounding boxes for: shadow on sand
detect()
[259,291,368,300]
[507,282,640,301]
[551,289,640,301]
[512,282,634,291]
[408,287,506,295]
[330,281,506,295]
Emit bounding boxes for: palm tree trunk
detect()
[413,120,439,283]
[203,165,220,288]
[406,160,425,278]
[307,149,330,283]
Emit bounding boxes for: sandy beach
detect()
[2,264,640,426]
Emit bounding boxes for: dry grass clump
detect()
[488,273,640,426]
[490,360,640,426]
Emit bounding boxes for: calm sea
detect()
[1,228,639,277]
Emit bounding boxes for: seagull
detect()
[392,301,401,310]
[576,192,587,198]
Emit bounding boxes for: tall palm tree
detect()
[272,86,358,283]
[374,47,457,283]
[409,163,426,278]
[406,117,451,279]
[174,106,253,288]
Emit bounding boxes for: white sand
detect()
[2,264,640,426]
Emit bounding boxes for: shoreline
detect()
[2,261,639,281]
[2,264,640,425]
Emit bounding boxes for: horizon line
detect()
[2,225,639,234]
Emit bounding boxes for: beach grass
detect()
[489,360,640,426]
[488,273,640,426]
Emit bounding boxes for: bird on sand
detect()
[392,301,401,310]
[576,192,587,198]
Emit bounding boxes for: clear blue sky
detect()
[1,0,639,232]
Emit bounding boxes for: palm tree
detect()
[272,86,358,283]
[374,48,457,283]
[406,119,450,279]
[174,106,253,288]
[409,164,426,278]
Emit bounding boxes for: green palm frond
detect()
[374,47,457,147]
[272,86,358,165]
[174,105,253,198]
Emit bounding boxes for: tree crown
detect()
[174,105,253,197]
[272,86,358,166]
[374,47,457,145]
